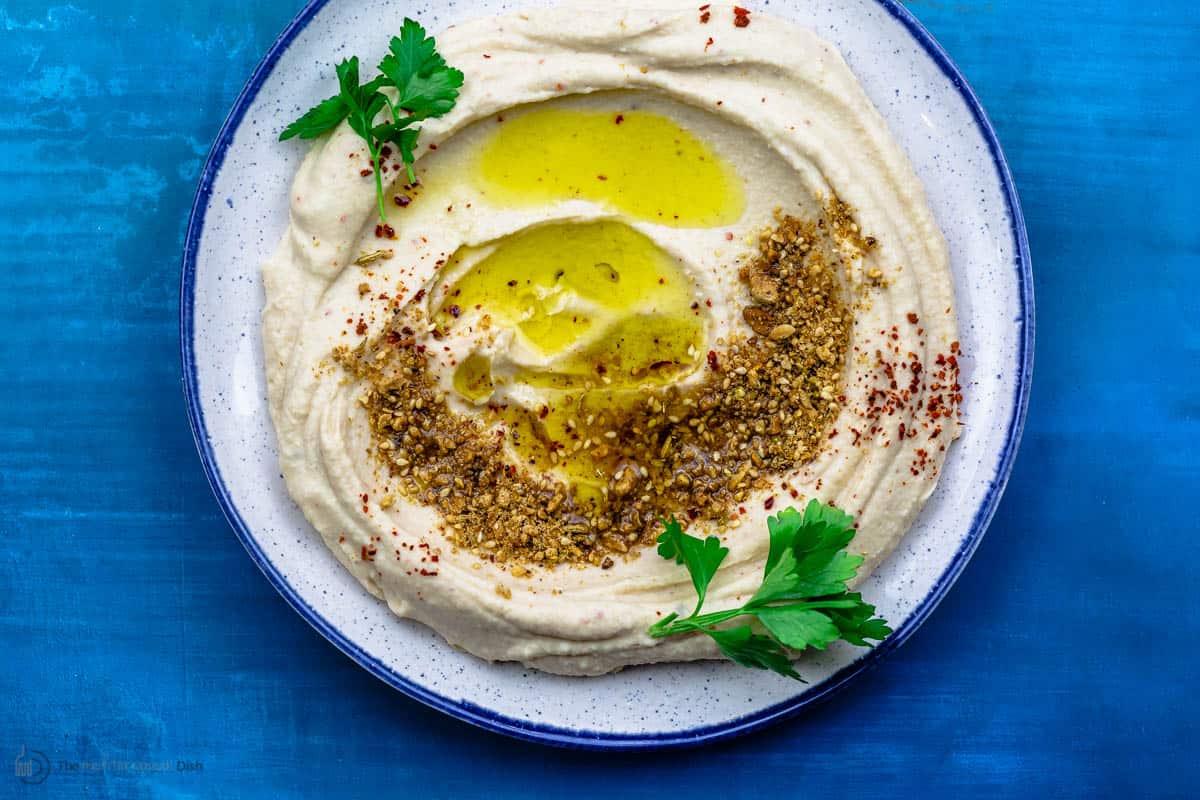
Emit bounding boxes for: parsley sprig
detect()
[648,500,892,680]
[279,18,464,221]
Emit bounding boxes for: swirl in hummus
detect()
[263,3,961,676]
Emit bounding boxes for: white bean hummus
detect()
[263,2,961,675]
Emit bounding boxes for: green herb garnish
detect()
[280,18,464,221]
[648,500,892,680]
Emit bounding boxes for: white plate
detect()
[182,0,1032,749]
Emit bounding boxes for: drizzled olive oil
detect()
[438,220,702,384]
[436,220,706,487]
[432,102,747,488]
[475,108,744,227]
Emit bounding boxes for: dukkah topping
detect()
[336,206,864,570]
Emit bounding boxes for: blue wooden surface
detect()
[1,0,1196,796]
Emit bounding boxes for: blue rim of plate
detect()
[180,0,1034,751]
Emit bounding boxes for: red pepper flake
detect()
[482,53,492,58]
[698,3,710,8]
[380,145,392,158]
[447,304,461,318]
[538,405,550,419]
[413,288,426,302]
[707,350,720,370]
[614,114,624,124]
[359,169,372,177]
[394,195,411,207]
[907,312,919,324]
[361,545,376,562]
[705,36,714,51]
[763,495,775,510]
[597,174,608,181]
[700,10,711,22]
[418,568,438,577]
[355,321,368,336]
[733,6,751,26]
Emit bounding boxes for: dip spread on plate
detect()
[262,2,961,675]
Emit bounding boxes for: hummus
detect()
[263,2,961,675]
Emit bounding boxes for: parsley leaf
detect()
[656,517,729,614]
[279,18,462,221]
[379,19,464,117]
[647,500,892,681]
[375,124,423,185]
[756,606,842,652]
[708,626,802,681]
[380,18,449,91]
[279,93,348,141]
[825,594,894,646]
[337,58,384,138]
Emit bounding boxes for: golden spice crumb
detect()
[768,323,796,340]
[354,249,394,267]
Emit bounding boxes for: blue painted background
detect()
[1,0,1196,796]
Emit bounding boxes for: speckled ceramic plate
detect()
[181,0,1032,749]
